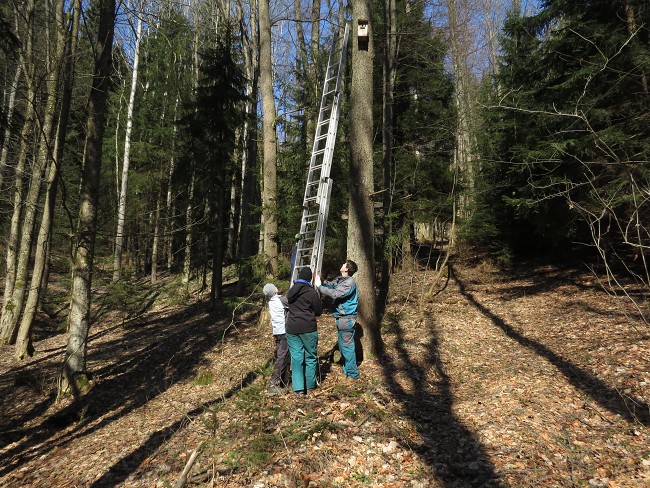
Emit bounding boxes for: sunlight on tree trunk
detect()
[60,0,115,399]
[259,0,279,277]
[113,8,143,283]
[349,0,382,356]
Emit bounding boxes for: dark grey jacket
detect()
[286,281,322,334]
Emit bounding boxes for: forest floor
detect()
[1,260,649,487]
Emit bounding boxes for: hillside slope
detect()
[1,263,648,487]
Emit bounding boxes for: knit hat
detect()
[262,283,277,298]
[297,267,312,282]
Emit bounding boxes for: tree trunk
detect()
[305,0,320,152]
[226,129,242,260]
[447,0,478,221]
[60,0,115,399]
[259,0,279,276]
[113,10,143,282]
[0,0,37,345]
[15,0,81,360]
[0,63,22,191]
[182,167,195,290]
[0,0,65,344]
[151,191,161,284]
[235,0,259,295]
[349,0,382,355]
[380,0,397,291]
[210,180,229,309]
[0,100,34,345]
[165,97,180,270]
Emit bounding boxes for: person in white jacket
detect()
[263,283,290,395]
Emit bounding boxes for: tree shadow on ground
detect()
[0,300,257,476]
[451,265,650,426]
[89,368,262,487]
[378,317,502,487]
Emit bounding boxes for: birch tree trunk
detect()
[113,9,143,282]
[60,0,115,399]
[15,0,81,360]
[165,97,180,270]
[182,168,195,290]
[349,0,381,355]
[236,0,259,294]
[151,191,161,284]
[259,0,279,276]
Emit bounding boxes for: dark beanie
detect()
[298,267,312,282]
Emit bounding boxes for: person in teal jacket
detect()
[316,260,360,380]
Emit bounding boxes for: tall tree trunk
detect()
[210,178,230,309]
[294,0,309,150]
[349,0,381,355]
[304,0,320,152]
[0,0,37,345]
[0,0,63,343]
[113,10,143,282]
[0,101,34,345]
[182,167,195,290]
[165,97,180,270]
[259,0,279,276]
[227,129,242,260]
[447,0,478,221]
[151,190,161,284]
[236,0,259,294]
[15,0,81,360]
[60,0,115,399]
[0,64,22,191]
[380,0,397,291]
[625,2,648,96]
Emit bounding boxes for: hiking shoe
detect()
[267,384,284,396]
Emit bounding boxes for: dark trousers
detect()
[270,333,290,387]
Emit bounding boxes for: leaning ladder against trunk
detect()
[291,23,350,285]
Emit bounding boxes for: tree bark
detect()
[380,0,397,291]
[236,0,259,294]
[0,64,22,192]
[0,0,62,344]
[182,167,195,290]
[305,0,320,152]
[60,0,115,398]
[151,190,161,284]
[113,9,143,282]
[447,0,478,221]
[165,97,180,270]
[349,0,382,355]
[15,0,81,360]
[259,0,279,276]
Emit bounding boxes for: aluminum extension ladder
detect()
[291,23,350,285]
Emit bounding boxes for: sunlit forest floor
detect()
[1,261,649,487]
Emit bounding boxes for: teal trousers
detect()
[286,331,319,392]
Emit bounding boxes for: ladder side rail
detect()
[291,24,348,285]
[311,177,333,278]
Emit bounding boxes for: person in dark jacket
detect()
[286,267,322,395]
